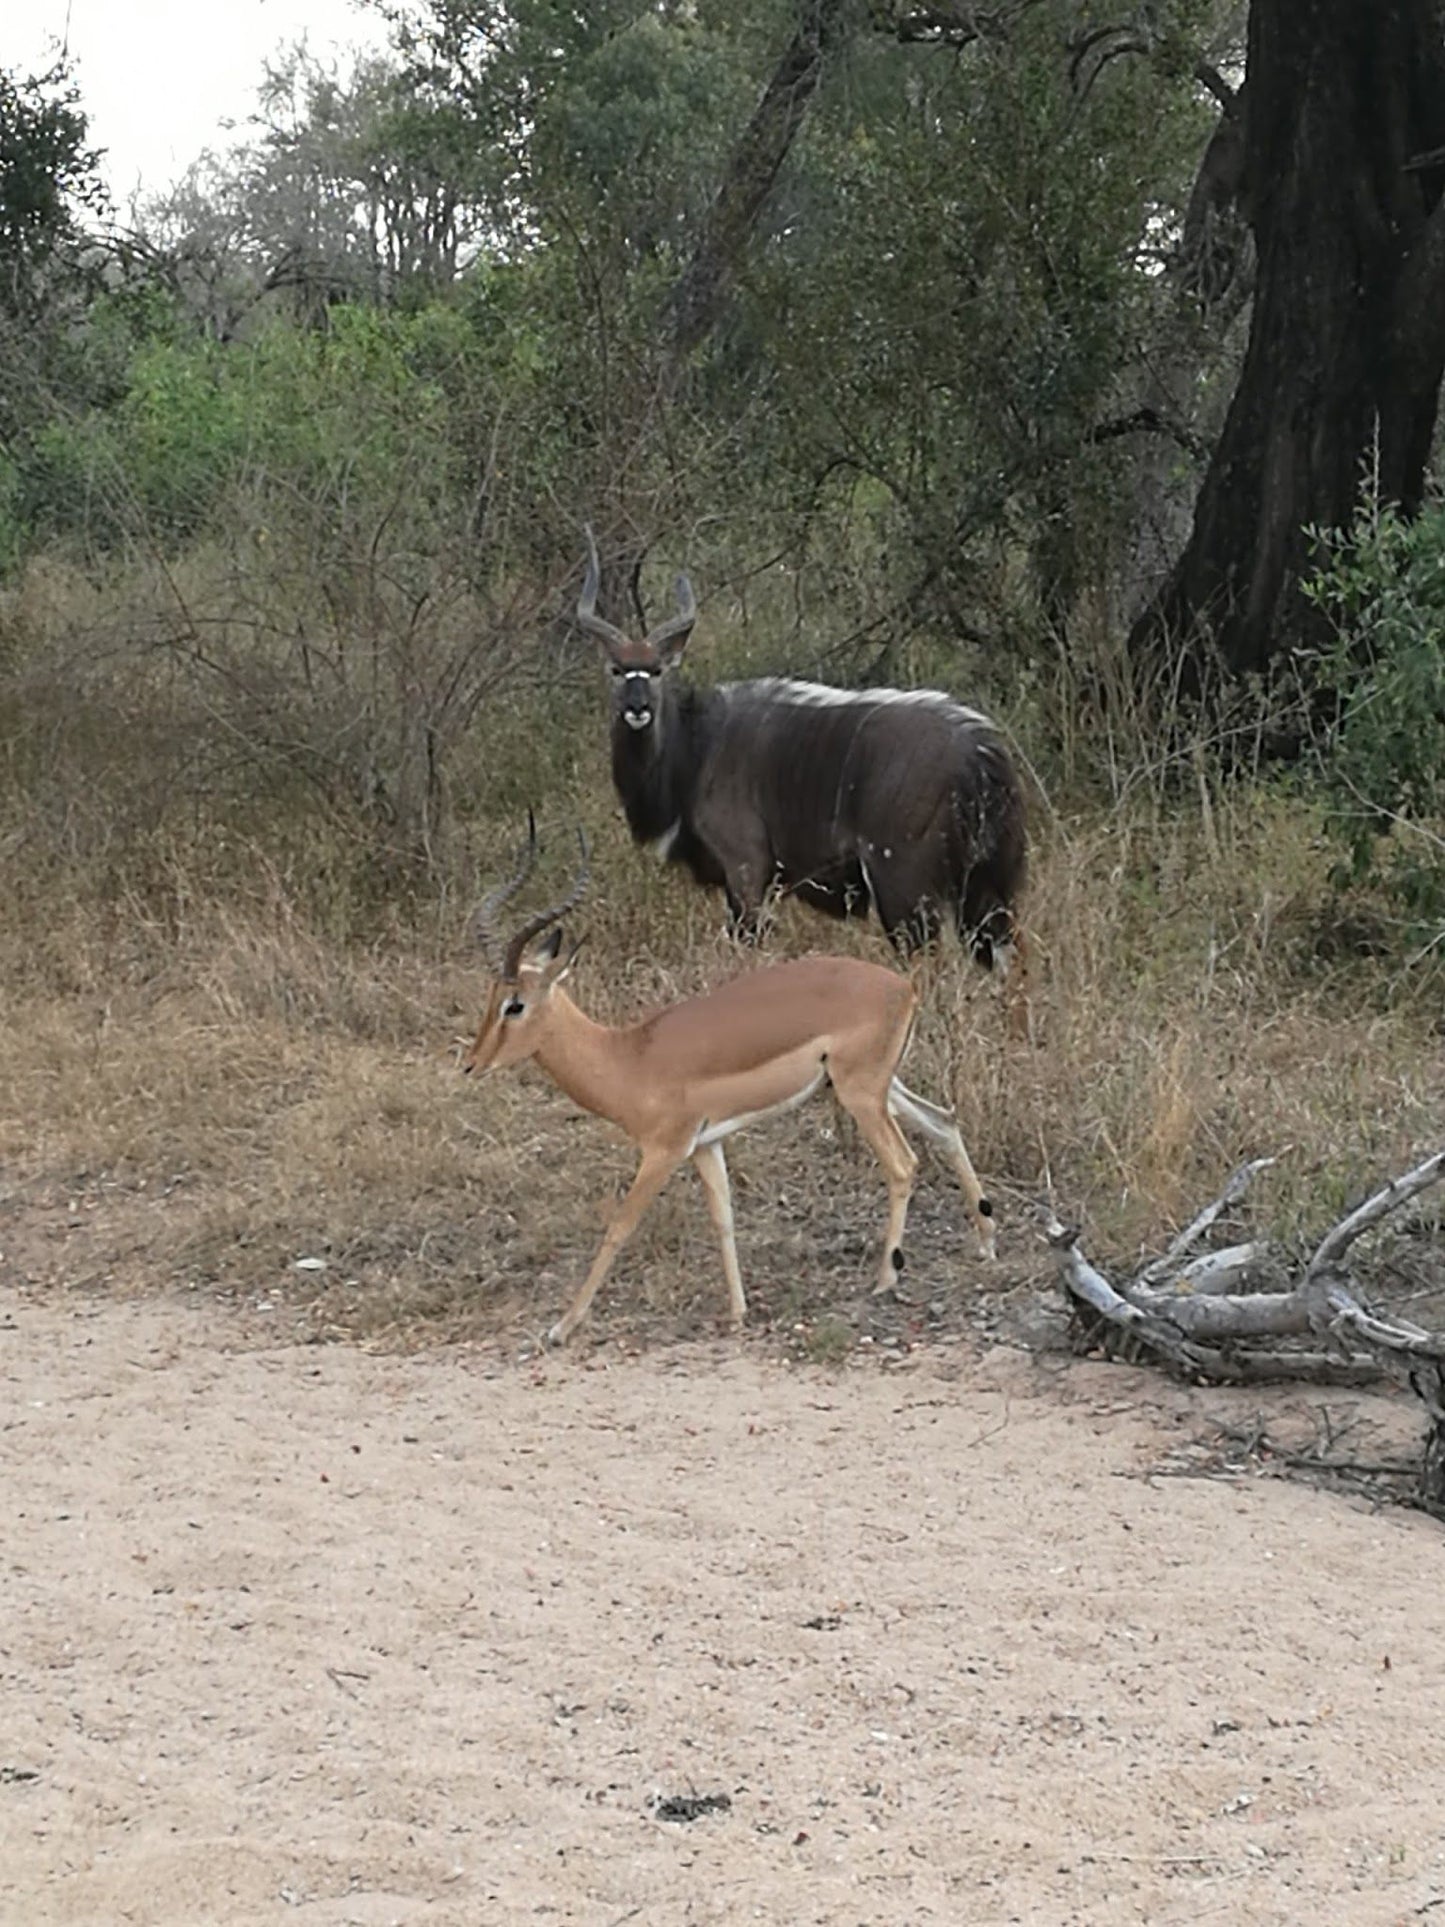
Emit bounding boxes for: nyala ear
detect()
[657,625,694,673]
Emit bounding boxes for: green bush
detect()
[1303,492,1445,943]
[23,301,488,552]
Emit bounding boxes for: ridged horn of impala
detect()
[473,810,538,969]
[499,828,592,982]
[575,527,633,654]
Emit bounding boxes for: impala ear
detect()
[534,928,564,964]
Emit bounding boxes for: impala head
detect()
[575,526,697,736]
[463,814,590,1075]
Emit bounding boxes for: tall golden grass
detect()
[3,775,1440,1348]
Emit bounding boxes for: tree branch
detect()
[1137,1154,1280,1286]
[1088,405,1211,461]
[1047,1151,1445,1513]
[1306,1150,1445,1281]
[666,0,848,361]
[1192,59,1239,116]
[1177,91,1250,306]
[876,1,1037,47]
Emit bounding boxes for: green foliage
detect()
[1303,494,1445,941]
[0,59,105,317]
[0,60,108,466]
[738,1,1217,641]
[385,0,757,258]
[24,302,485,549]
[0,2,1256,893]
[41,0,1223,659]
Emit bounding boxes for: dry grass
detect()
[2,766,1440,1355]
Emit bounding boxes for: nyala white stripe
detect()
[724,677,994,730]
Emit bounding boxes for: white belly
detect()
[691,1067,827,1150]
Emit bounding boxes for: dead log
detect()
[1046,1150,1445,1516]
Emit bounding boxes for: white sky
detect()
[2,0,392,204]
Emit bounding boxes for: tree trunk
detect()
[589,3,850,624]
[665,0,848,363]
[1131,0,1445,686]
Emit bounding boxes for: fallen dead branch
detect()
[1046,1150,1445,1517]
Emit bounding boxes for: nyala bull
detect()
[576,533,1030,1010]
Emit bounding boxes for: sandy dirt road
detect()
[3,1288,1444,1927]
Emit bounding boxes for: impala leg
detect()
[829,1078,919,1293]
[548,1148,681,1346]
[889,1080,997,1260]
[692,1141,747,1330]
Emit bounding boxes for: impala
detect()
[463,819,997,1346]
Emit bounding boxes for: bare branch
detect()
[1046,1216,1213,1374]
[1068,26,1148,101]
[1088,406,1211,462]
[1137,1154,1281,1288]
[1168,1242,1270,1296]
[1191,60,1239,115]
[1047,1152,1445,1515]
[1323,1287,1437,1358]
[1306,1150,1445,1281]
[1045,1217,1148,1327]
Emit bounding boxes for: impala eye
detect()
[503,997,525,1018]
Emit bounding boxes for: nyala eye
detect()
[503,997,525,1018]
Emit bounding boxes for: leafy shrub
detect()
[22,301,488,552]
[1303,492,1445,944]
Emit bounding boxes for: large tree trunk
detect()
[1131,0,1445,686]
